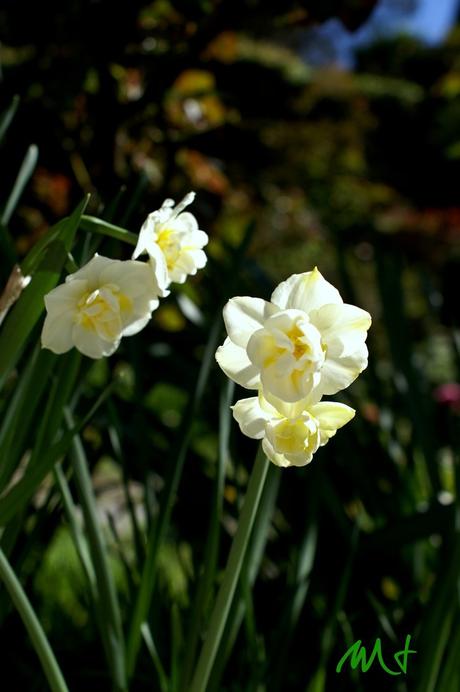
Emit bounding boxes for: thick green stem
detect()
[0,547,69,692]
[189,446,269,692]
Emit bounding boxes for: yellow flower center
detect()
[246,310,327,402]
[77,284,132,340]
[157,227,181,271]
[268,414,319,457]
[287,324,312,360]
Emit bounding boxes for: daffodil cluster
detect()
[215,268,371,467]
[41,193,208,358]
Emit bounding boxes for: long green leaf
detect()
[0,346,56,492]
[126,317,222,678]
[0,95,20,144]
[126,220,256,680]
[0,196,89,387]
[1,144,39,227]
[0,382,112,525]
[67,409,127,692]
[80,215,137,246]
[179,380,234,691]
[0,546,69,692]
[434,615,460,692]
[414,536,460,692]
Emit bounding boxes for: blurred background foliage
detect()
[2,0,460,689]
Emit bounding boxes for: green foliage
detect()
[1,1,460,690]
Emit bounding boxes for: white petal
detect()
[186,228,208,248]
[215,338,260,389]
[283,450,315,467]
[261,389,313,418]
[271,267,343,312]
[170,211,199,234]
[149,247,170,296]
[310,303,371,358]
[42,280,87,354]
[310,401,355,445]
[66,254,113,284]
[260,363,317,403]
[188,248,207,269]
[72,324,119,359]
[231,397,270,439]
[132,216,155,260]
[169,249,207,283]
[223,297,278,348]
[313,346,368,397]
[41,311,76,354]
[262,438,290,467]
[133,224,171,297]
[44,279,87,313]
[171,192,196,218]
[100,260,152,298]
[101,261,160,334]
[122,308,158,337]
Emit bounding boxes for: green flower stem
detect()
[0,546,69,692]
[189,445,270,692]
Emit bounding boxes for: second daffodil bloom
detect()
[216,267,371,403]
[133,191,208,287]
[41,254,162,359]
[232,391,355,468]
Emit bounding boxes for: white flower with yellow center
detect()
[215,267,371,402]
[41,254,162,359]
[232,390,355,468]
[133,192,208,286]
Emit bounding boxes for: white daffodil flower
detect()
[41,254,162,359]
[215,267,371,402]
[133,192,208,286]
[232,390,355,468]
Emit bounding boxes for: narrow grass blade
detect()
[0,349,80,496]
[80,216,137,246]
[67,409,127,692]
[107,406,144,576]
[0,382,113,525]
[0,546,69,692]
[126,317,222,678]
[180,380,234,691]
[53,464,96,593]
[0,346,56,491]
[126,221,256,679]
[141,623,168,692]
[270,519,318,688]
[1,143,39,227]
[414,533,460,692]
[434,615,460,692]
[170,603,182,690]
[0,95,19,144]
[375,247,439,493]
